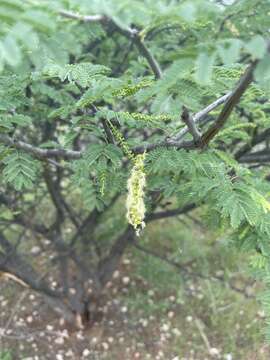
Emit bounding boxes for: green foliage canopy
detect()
[1,0,270,338]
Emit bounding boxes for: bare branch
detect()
[0,47,267,159]
[201,61,258,146]
[43,167,65,224]
[59,9,162,79]
[132,138,195,154]
[132,32,162,79]
[101,118,115,144]
[239,152,270,163]
[180,106,202,144]
[0,134,82,160]
[134,242,255,299]
[235,128,270,159]
[170,92,232,142]
[146,203,196,222]
[98,226,134,286]
[0,248,61,299]
[59,10,105,22]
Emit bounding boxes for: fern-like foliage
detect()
[2,151,40,190]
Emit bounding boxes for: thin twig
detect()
[59,10,105,23]
[194,318,213,355]
[2,290,29,335]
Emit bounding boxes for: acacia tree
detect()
[0,0,270,332]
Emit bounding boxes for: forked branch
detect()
[59,9,162,79]
[200,61,258,147]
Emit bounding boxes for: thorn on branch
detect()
[181,106,202,145]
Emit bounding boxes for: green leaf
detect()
[217,39,242,65]
[43,62,110,88]
[103,144,123,166]
[1,35,21,66]
[12,22,39,50]
[195,52,216,85]
[179,2,196,22]
[0,115,14,132]
[3,152,40,190]
[83,144,106,167]
[245,35,267,60]
[254,53,270,83]
[230,201,246,229]
[11,114,32,126]
[22,10,56,32]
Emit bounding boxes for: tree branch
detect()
[235,128,270,159]
[169,92,232,143]
[0,46,267,159]
[180,106,202,144]
[132,31,162,79]
[59,9,162,79]
[59,10,105,23]
[0,135,81,159]
[101,118,115,144]
[0,234,61,299]
[146,203,196,222]
[98,226,134,286]
[239,152,270,164]
[134,242,255,299]
[133,58,260,153]
[201,61,258,146]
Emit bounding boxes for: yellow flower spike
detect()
[126,152,146,236]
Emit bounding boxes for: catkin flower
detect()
[126,153,146,236]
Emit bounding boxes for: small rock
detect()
[30,246,41,255]
[123,258,131,265]
[26,316,33,324]
[161,323,170,332]
[168,311,174,319]
[65,350,74,357]
[55,337,64,345]
[172,328,181,337]
[102,342,109,350]
[209,347,220,356]
[113,270,120,279]
[122,276,130,285]
[82,349,90,357]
